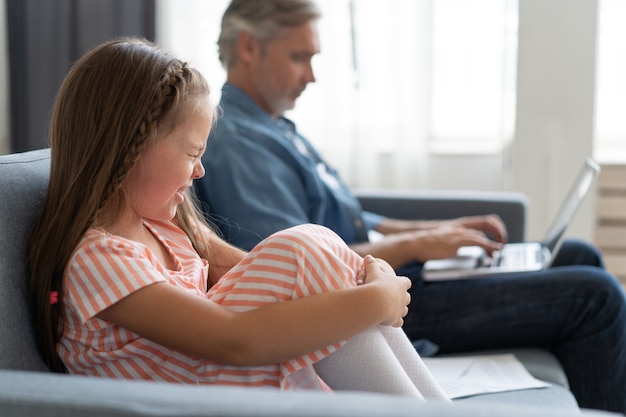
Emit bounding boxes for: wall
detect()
[511,0,598,241]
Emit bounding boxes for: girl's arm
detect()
[200,224,247,285]
[97,256,410,367]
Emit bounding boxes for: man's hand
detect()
[441,214,508,244]
[351,214,507,268]
[407,226,503,262]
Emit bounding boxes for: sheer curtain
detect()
[156,0,516,190]
[430,0,517,154]
[156,0,228,105]
[285,0,431,189]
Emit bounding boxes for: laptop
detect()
[421,158,601,281]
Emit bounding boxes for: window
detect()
[156,0,229,106]
[430,0,518,153]
[594,0,626,163]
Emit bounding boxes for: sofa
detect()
[0,148,619,417]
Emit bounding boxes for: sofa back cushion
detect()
[0,148,51,371]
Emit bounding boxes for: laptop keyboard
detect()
[492,245,540,268]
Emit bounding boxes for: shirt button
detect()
[354,219,363,228]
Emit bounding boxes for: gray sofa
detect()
[0,148,619,417]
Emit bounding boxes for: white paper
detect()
[422,354,551,399]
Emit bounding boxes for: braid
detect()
[93,61,188,224]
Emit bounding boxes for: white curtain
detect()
[156,0,517,190]
[290,0,433,189]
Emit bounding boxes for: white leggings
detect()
[315,326,449,401]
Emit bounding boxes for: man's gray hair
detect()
[218,0,321,68]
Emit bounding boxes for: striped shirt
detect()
[60,221,361,390]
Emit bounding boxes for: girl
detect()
[28,37,447,400]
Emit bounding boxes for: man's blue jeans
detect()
[400,239,626,413]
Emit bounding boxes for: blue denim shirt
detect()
[194,83,384,250]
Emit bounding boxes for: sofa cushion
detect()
[0,148,51,372]
[0,370,614,417]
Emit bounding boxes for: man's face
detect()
[250,20,320,117]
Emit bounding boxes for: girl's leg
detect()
[208,224,366,389]
[313,326,449,401]
[377,326,449,401]
[210,224,446,396]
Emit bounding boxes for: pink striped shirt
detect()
[60,222,362,390]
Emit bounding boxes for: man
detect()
[194,0,626,412]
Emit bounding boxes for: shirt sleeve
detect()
[65,234,167,323]
[363,210,386,231]
[196,124,320,251]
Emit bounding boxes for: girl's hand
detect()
[361,255,412,327]
[356,255,395,284]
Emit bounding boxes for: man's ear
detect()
[236,31,261,65]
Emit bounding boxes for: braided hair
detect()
[28,37,213,372]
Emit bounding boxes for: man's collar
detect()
[221,82,296,130]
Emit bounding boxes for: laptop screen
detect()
[541,158,601,252]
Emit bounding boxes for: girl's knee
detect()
[258,224,362,293]
[271,224,345,246]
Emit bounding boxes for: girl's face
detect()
[123,98,212,223]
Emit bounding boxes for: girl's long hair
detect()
[28,37,213,372]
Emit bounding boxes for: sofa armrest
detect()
[355,189,529,243]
